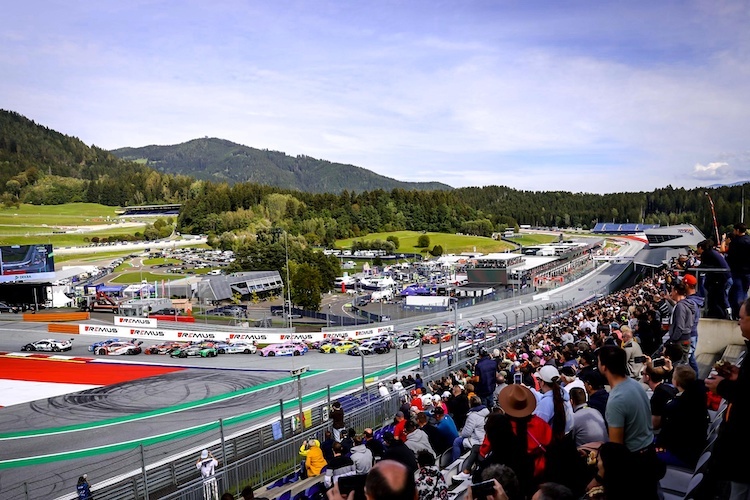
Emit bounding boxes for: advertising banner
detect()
[114,316,158,328]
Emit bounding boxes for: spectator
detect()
[531,482,575,500]
[682,274,704,375]
[433,406,459,455]
[299,438,327,478]
[366,459,416,500]
[241,485,269,500]
[619,325,644,381]
[447,384,470,431]
[655,365,709,468]
[197,449,219,500]
[481,384,552,497]
[341,428,356,455]
[393,411,408,442]
[479,463,523,500]
[414,450,448,500]
[579,370,608,420]
[76,474,93,500]
[705,296,750,498]
[559,366,585,393]
[350,433,374,475]
[381,431,418,474]
[641,359,676,432]
[595,346,661,500]
[532,365,584,496]
[321,430,336,464]
[695,238,731,319]
[726,222,750,320]
[324,442,356,488]
[221,493,234,500]
[330,401,346,442]
[451,395,489,463]
[404,419,436,458]
[379,382,391,400]
[584,442,641,500]
[475,347,499,409]
[363,428,384,460]
[570,387,608,448]
[665,282,695,367]
[416,411,444,455]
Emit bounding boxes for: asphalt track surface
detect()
[0,242,640,499]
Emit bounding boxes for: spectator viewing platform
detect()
[116,204,182,217]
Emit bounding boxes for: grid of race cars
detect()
[18,322,503,359]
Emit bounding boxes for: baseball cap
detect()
[535,365,560,383]
[201,449,209,459]
[442,391,451,398]
[683,274,697,286]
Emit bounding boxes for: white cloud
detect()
[692,162,731,180]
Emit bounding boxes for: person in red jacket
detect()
[393,410,408,441]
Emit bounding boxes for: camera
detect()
[471,480,495,498]
[633,356,646,363]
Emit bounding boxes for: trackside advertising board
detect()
[0,244,55,284]
[114,316,158,328]
[78,324,395,343]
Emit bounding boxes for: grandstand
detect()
[116,203,182,217]
[592,222,660,234]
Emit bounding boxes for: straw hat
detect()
[498,384,537,418]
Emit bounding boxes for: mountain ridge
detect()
[111,138,453,194]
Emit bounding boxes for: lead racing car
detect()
[21,338,74,352]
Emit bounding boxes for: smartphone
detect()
[652,358,666,368]
[338,474,367,497]
[471,480,495,498]
[513,372,523,385]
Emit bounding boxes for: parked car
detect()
[21,338,74,352]
[217,342,257,354]
[151,308,181,316]
[259,343,306,357]
[94,341,143,355]
[0,301,19,313]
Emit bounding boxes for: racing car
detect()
[94,340,143,355]
[144,341,190,355]
[21,338,74,352]
[88,338,121,352]
[169,343,218,358]
[217,341,257,354]
[259,343,306,357]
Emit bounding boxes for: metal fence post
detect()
[220,418,228,479]
[141,444,150,500]
[279,399,285,439]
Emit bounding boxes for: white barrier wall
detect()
[77,323,395,344]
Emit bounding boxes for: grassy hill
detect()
[336,231,517,255]
[111,138,453,194]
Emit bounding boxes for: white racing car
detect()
[21,338,74,352]
[217,342,257,354]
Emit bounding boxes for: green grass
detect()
[0,203,121,225]
[110,272,188,284]
[143,257,181,265]
[0,225,147,247]
[55,250,138,264]
[506,234,558,246]
[335,231,514,254]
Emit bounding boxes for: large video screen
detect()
[0,244,55,283]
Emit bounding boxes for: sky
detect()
[2,1,750,194]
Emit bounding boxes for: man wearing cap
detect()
[197,449,219,500]
[682,273,703,374]
[378,382,391,401]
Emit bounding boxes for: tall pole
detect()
[297,373,304,433]
[285,231,293,329]
[705,192,721,245]
[360,352,366,392]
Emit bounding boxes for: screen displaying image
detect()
[0,244,55,276]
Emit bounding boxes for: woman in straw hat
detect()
[477,384,552,497]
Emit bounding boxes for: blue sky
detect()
[2,1,749,193]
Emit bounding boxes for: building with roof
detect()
[196,271,284,303]
[592,222,660,234]
[632,224,706,270]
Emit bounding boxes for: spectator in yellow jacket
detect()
[299,438,327,478]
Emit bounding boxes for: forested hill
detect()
[111,138,452,194]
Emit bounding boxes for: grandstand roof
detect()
[592,223,660,234]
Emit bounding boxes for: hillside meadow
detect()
[336,231,521,255]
